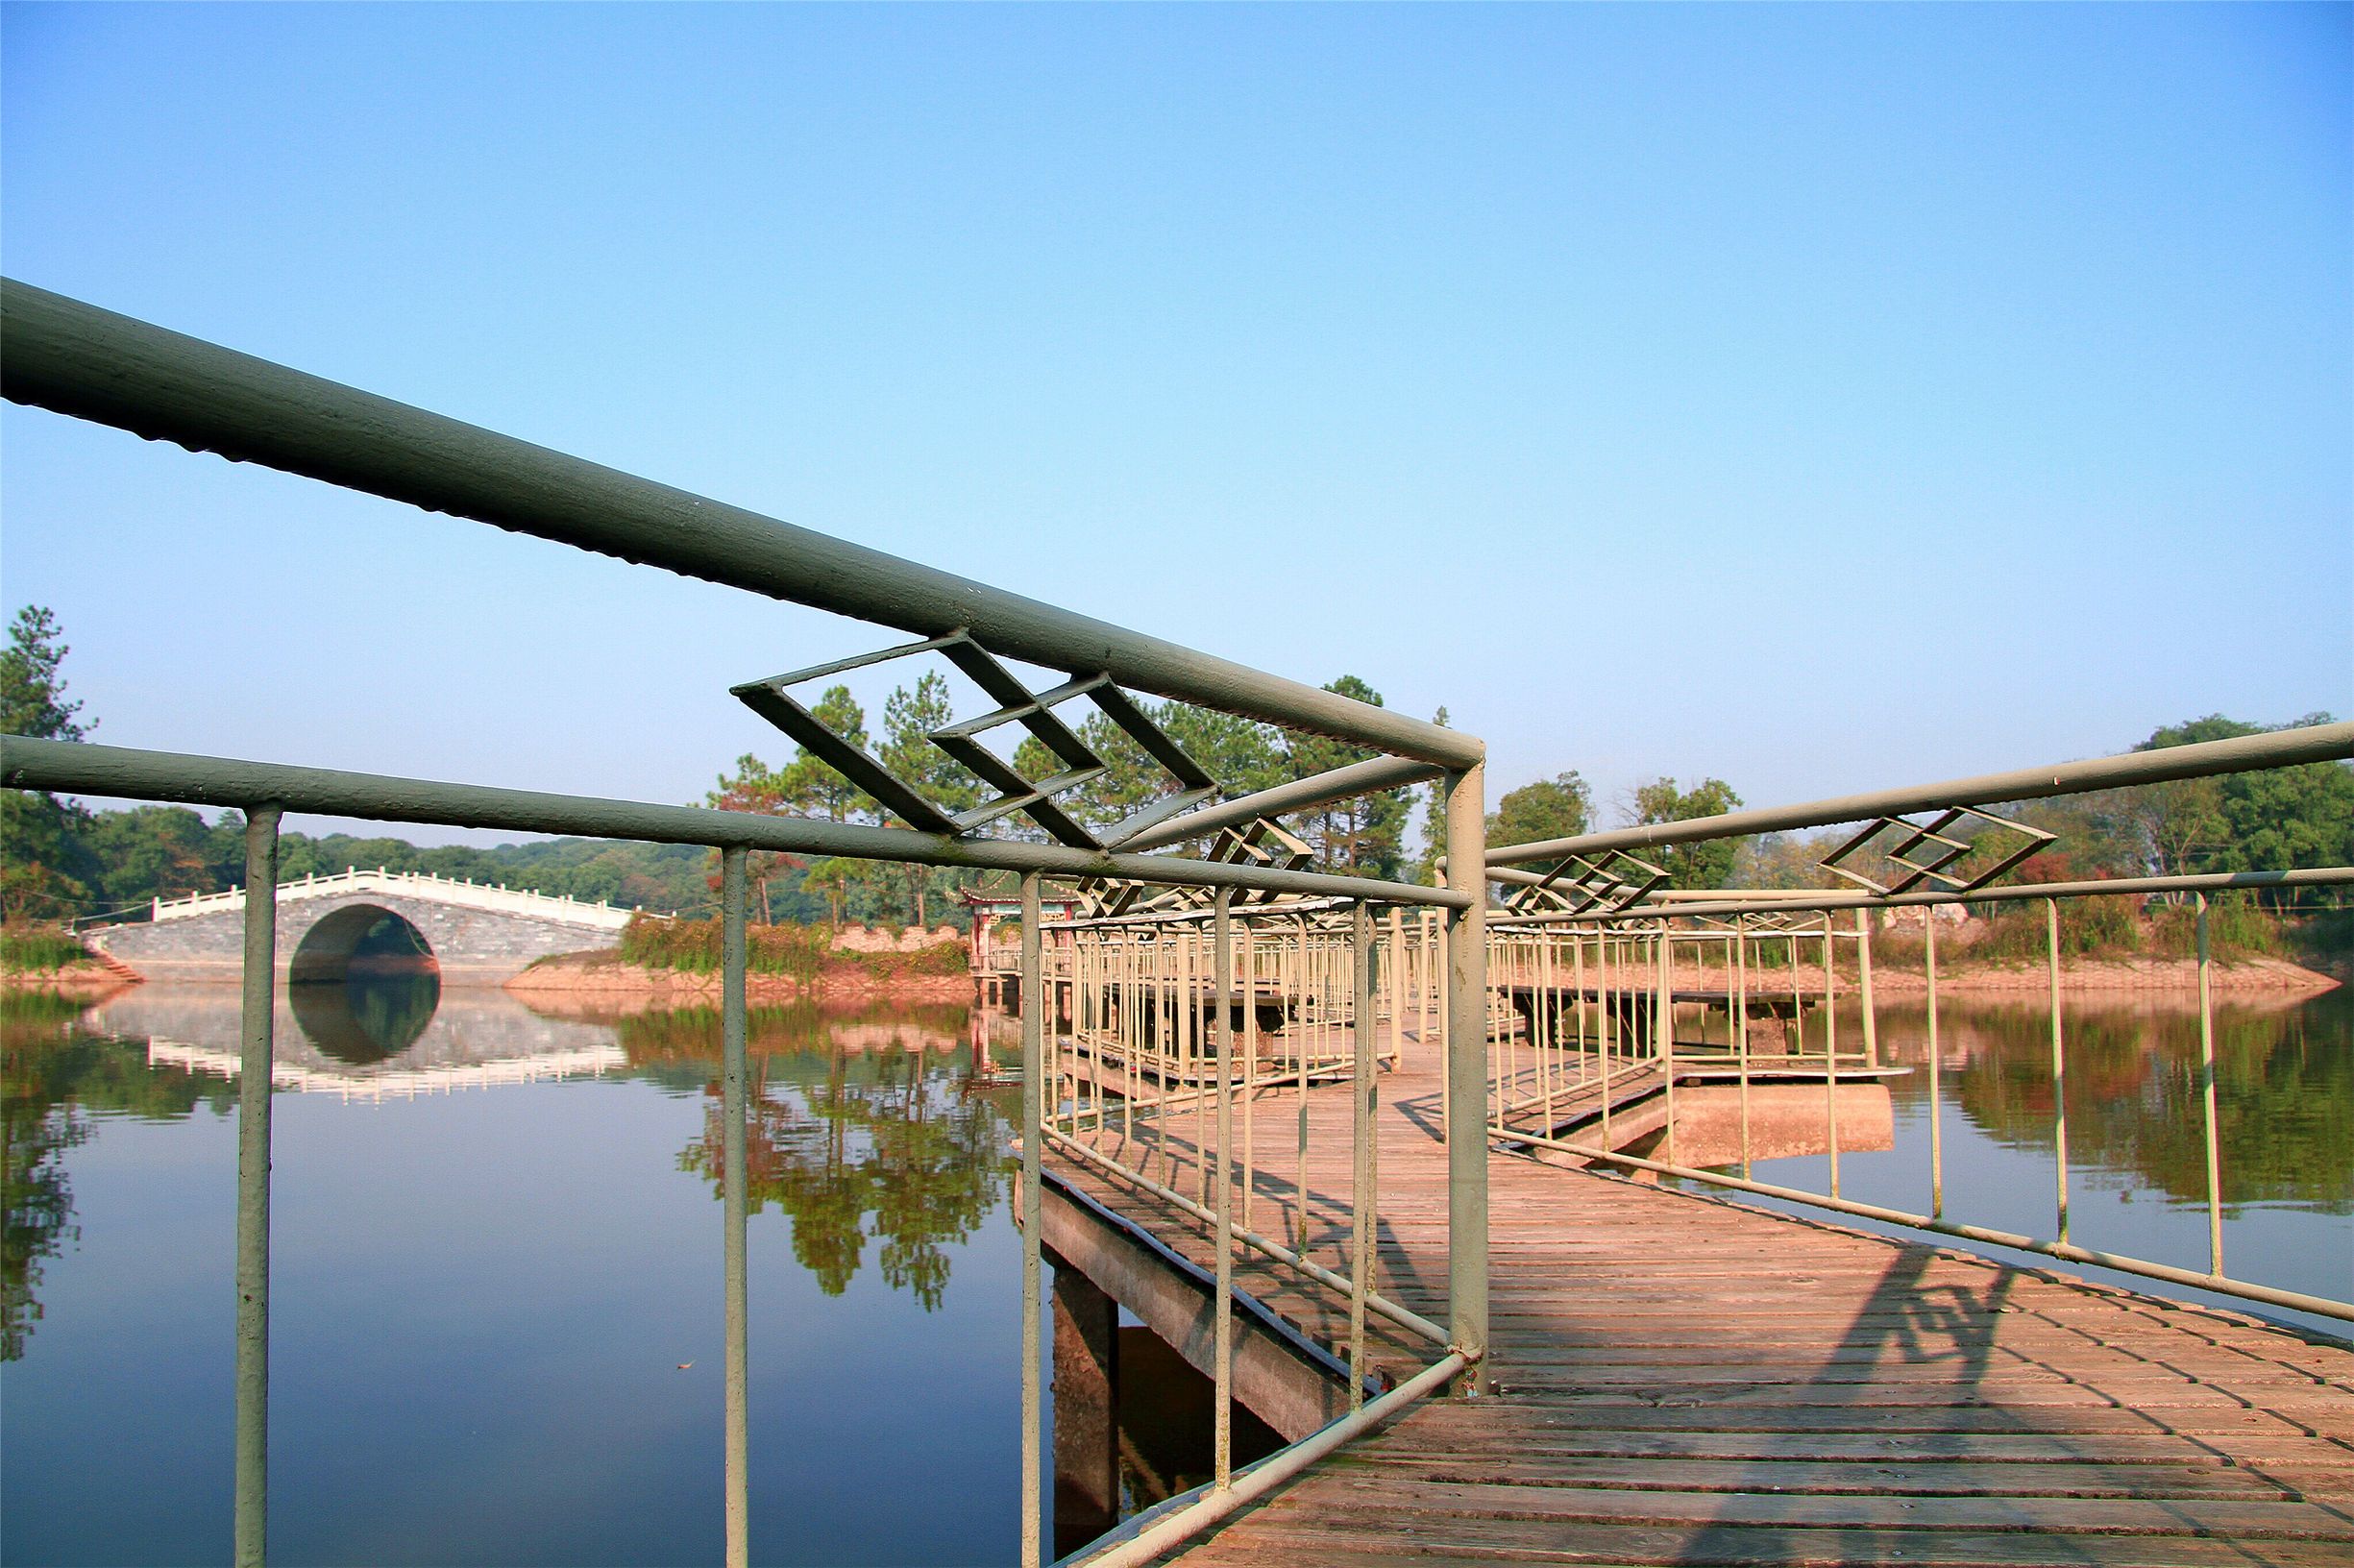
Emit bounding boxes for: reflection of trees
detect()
[2,993,235,1359]
[665,1003,1009,1311]
[1872,993,2352,1214]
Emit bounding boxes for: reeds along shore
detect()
[501,949,974,1007]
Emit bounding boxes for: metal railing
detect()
[1484,723,2354,1327]
[1034,893,1459,1568]
[0,278,1496,1568]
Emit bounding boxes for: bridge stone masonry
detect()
[94,867,641,986]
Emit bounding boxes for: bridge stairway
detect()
[85,944,146,984]
[1044,1038,2354,1568]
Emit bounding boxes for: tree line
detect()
[1732,715,2354,907]
[8,602,2345,926]
[1,605,1437,928]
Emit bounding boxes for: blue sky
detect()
[3,4,2347,844]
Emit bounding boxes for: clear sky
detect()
[3,4,2347,845]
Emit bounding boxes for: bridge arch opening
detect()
[288,904,440,986]
[288,905,441,1064]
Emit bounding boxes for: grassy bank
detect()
[605,914,968,983]
[1870,899,2342,971]
[0,923,91,974]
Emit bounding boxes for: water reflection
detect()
[1687,989,2354,1322]
[1875,992,2353,1214]
[6,987,1026,1565]
[2,988,1011,1365]
[1,991,235,1360]
[287,971,442,1064]
[651,1005,1008,1311]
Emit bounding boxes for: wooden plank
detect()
[1172,1514,2354,1567]
[1032,1045,2354,1568]
[1252,1476,2354,1539]
[1328,1453,2353,1502]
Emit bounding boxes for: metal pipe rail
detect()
[1059,1350,1469,1568]
[4,277,1497,1568]
[0,736,1469,910]
[1031,891,1470,1561]
[1486,720,2354,867]
[1493,865,2354,928]
[0,279,1479,772]
[1497,1126,2352,1325]
[1485,891,2353,1326]
[1109,755,1444,852]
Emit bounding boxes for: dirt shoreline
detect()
[502,954,971,1012]
[1,962,138,999]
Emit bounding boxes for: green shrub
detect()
[617,915,968,980]
[0,922,90,973]
[1967,895,2144,964]
[2146,897,2286,962]
[2290,908,2354,966]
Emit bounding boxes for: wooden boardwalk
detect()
[1044,1038,2354,1567]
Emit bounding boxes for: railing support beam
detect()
[234,802,282,1568]
[1442,766,1489,1387]
[1018,872,1044,1568]
[720,847,750,1568]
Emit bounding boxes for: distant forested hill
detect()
[73,805,751,919]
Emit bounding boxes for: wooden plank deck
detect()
[1043,1034,2354,1567]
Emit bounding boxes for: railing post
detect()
[1856,908,1877,1069]
[1349,900,1377,1411]
[720,846,749,1568]
[1926,913,1944,1223]
[1822,914,1839,1200]
[2047,897,2070,1245]
[1443,765,1488,1387]
[1018,871,1044,1568]
[1656,923,1674,1164]
[234,802,282,1568]
[1734,916,1751,1181]
[2196,893,2222,1277]
[1212,888,1235,1488]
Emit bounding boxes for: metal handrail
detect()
[1485,874,2354,1325]
[0,277,1498,1568]
[0,278,1480,772]
[1486,720,2354,868]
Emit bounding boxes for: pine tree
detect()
[0,606,99,919]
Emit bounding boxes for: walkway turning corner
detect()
[1045,1044,2354,1568]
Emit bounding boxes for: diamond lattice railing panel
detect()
[1506,850,1668,916]
[1073,817,1315,918]
[1818,806,2056,896]
[730,629,1216,850]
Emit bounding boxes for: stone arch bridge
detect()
[93,868,639,986]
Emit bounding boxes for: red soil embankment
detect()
[1,960,139,998]
[503,952,971,1015]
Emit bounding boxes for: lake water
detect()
[3,985,1029,1568]
[1671,990,2354,1336]
[6,981,2349,1564]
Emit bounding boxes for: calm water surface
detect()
[1678,990,2353,1335]
[4,984,1026,1567]
[8,981,2350,1564]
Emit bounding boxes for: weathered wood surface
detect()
[1043,1034,2354,1567]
